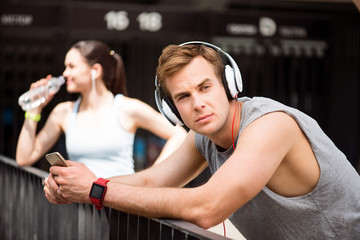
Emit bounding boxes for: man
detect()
[44,42,360,239]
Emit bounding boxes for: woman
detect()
[16,40,186,178]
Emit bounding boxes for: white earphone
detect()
[91,69,96,80]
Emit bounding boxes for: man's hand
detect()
[43,173,72,204]
[44,161,97,204]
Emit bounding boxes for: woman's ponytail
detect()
[111,53,128,96]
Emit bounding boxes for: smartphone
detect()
[45,152,69,167]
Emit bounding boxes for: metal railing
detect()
[0,154,229,240]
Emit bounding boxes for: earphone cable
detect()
[223,96,239,237]
[232,96,239,151]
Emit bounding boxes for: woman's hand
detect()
[29,75,57,110]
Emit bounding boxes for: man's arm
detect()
[97,112,301,228]
[45,112,300,229]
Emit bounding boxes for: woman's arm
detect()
[119,97,187,164]
[16,101,70,166]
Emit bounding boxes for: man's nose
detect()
[192,94,205,110]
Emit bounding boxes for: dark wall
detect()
[0,1,359,172]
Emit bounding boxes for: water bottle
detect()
[18,76,65,111]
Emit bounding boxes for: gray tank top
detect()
[66,94,135,178]
[195,97,360,239]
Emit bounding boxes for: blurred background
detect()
[0,0,359,173]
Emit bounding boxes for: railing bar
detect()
[0,155,231,240]
[78,204,86,240]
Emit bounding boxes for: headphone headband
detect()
[179,41,243,93]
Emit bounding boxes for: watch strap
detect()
[95,177,109,185]
[90,178,109,210]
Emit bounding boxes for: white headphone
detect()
[155,41,243,126]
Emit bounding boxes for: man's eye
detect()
[201,85,210,91]
[178,93,192,101]
[178,95,187,101]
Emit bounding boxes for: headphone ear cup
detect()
[162,97,184,126]
[224,65,238,99]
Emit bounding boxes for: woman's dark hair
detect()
[71,40,128,96]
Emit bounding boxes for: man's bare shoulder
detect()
[249,111,300,133]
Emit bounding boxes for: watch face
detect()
[90,183,105,199]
